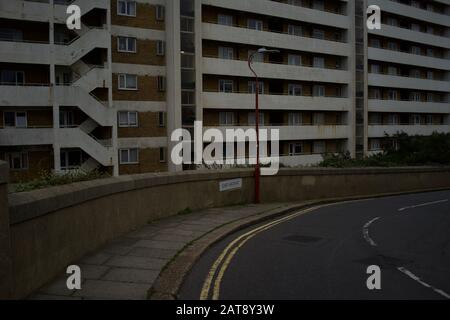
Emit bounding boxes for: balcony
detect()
[203,125,349,141]
[202,23,350,57]
[0,38,51,64]
[369,24,450,50]
[368,99,450,114]
[368,73,450,92]
[202,92,350,111]
[368,125,450,137]
[203,57,350,84]
[203,0,349,28]
[368,47,450,71]
[0,85,51,107]
[370,0,450,27]
[0,128,54,146]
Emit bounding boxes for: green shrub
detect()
[14,169,109,193]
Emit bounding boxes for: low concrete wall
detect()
[4,167,450,299]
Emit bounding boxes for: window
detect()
[219,47,234,60]
[388,90,398,100]
[410,92,421,102]
[247,19,263,31]
[159,147,166,163]
[157,76,166,92]
[313,85,325,97]
[371,89,381,99]
[386,17,398,27]
[388,114,399,125]
[4,111,26,128]
[248,50,263,63]
[156,40,165,56]
[288,84,302,96]
[370,39,381,48]
[288,54,302,66]
[426,48,434,57]
[371,64,380,74]
[7,152,28,170]
[0,28,23,41]
[410,69,421,78]
[117,37,136,53]
[287,0,302,6]
[158,112,166,127]
[313,113,325,125]
[118,74,137,90]
[288,25,302,36]
[312,29,325,40]
[426,115,433,125]
[219,79,233,93]
[248,81,264,94]
[219,112,234,126]
[412,114,421,125]
[288,112,302,126]
[313,141,326,154]
[388,66,397,76]
[60,150,82,170]
[118,111,138,127]
[156,5,165,21]
[248,112,264,125]
[218,14,233,26]
[427,71,433,80]
[289,143,303,156]
[427,26,434,34]
[313,56,325,68]
[59,110,74,128]
[410,46,421,55]
[117,0,136,17]
[0,70,24,85]
[313,0,325,11]
[426,93,434,102]
[120,148,139,164]
[370,139,381,151]
[387,42,398,51]
[411,23,421,32]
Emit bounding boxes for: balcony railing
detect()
[203,21,347,43]
[203,55,345,71]
[271,0,347,16]
[368,97,448,103]
[368,45,447,60]
[369,71,446,81]
[203,89,347,99]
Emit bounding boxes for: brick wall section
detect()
[112,36,165,66]
[118,112,166,138]
[112,74,165,101]
[119,148,167,175]
[111,1,165,30]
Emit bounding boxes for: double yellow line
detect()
[199,204,331,300]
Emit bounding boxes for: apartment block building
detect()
[0,0,449,182]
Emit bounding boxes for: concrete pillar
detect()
[0,162,12,299]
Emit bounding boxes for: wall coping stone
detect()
[8,166,450,225]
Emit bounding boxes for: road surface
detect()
[179,190,450,300]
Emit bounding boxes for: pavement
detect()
[30,203,286,300]
[179,190,450,300]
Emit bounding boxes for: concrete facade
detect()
[0,0,449,180]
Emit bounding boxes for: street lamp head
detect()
[257,48,280,54]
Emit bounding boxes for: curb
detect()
[148,187,450,300]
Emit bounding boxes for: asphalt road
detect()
[179,190,450,300]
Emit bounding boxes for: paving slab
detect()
[30,203,285,300]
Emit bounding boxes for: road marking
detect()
[398,199,448,212]
[397,267,450,300]
[199,199,374,300]
[363,217,380,247]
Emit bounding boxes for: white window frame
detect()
[313,141,326,154]
[288,84,302,96]
[218,14,233,26]
[158,112,166,127]
[118,74,138,90]
[157,76,166,92]
[248,112,264,125]
[219,111,235,126]
[155,5,165,21]
[219,79,234,93]
[119,148,139,164]
[247,19,263,31]
[159,147,166,163]
[288,54,302,66]
[287,24,302,36]
[156,40,165,56]
[288,112,302,126]
[117,0,136,17]
[117,36,136,53]
[248,81,264,94]
[218,46,234,60]
[313,85,326,97]
[118,111,138,128]
[4,111,27,128]
[313,56,325,68]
